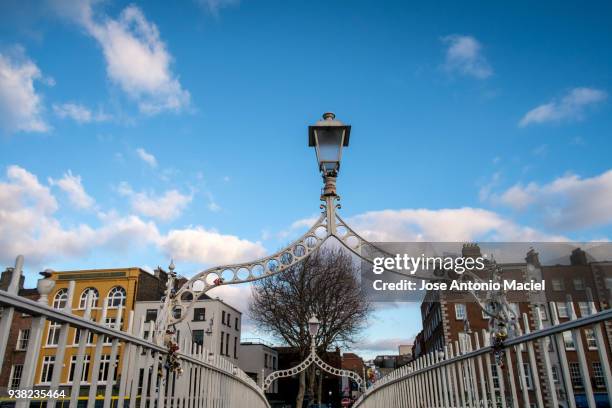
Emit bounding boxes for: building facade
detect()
[238,339,278,393]
[134,296,242,365]
[34,267,168,392]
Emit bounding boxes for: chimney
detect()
[570,248,588,266]
[525,248,541,267]
[462,243,482,259]
[0,267,25,291]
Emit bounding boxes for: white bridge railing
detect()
[355,303,612,408]
[0,262,270,408]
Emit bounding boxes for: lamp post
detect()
[262,315,364,393]
[157,111,518,368]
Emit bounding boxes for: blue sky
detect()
[1,0,611,358]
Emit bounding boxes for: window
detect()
[490,364,500,389]
[79,288,99,309]
[225,333,230,356]
[482,303,495,319]
[40,356,55,383]
[53,288,69,309]
[145,309,158,322]
[551,365,559,383]
[227,313,231,327]
[103,318,119,344]
[455,304,466,320]
[552,279,564,291]
[74,328,95,345]
[509,303,520,319]
[16,329,30,350]
[222,311,226,326]
[264,353,268,368]
[98,355,119,382]
[569,362,582,388]
[220,331,225,355]
[193,330,204,347]
[107,286,126,308]
[592,362,605,388]
[69,355,90,382]
[193,308,206,321]
[233,336,238,359]
[556,302,569,318]
[9,364,23,388]
[47,322,61,346]
[538,305,547,321]
[563,331,575,350]
[522,363,533,390]
[578,302,591,317]
[573,278,584,290]
[235,317,239,330]
[272,356,277,370]
[585,329,597,349]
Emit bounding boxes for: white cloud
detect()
[160,227,266,265]
[347,208,565,242]
[0,165,159,265]
[117,182,192,221]
[136,147,157,167]
[49,170,95,209]
[55,2,190,114]
[354,337,414,353]
[0,165,265,268]
[519,87,607,127]
[53,102,110,123]
[491,169,612,230]
[0,51,49,133]
[441,35,492,79]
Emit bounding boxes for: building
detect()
[34,267,168,392]
[238,338,278,393]
[398,344,413,359]
[134,296,242,365]
[416,244,612,408]
[0,267,38,394]
[341,352,365,401]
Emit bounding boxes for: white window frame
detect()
[556,302,569,318]
[46,322,61,346]
[8,364,23,389]
[455,304,466,320]
[573,278,584,290]
[79,287,99,309]
[563,331,575,350]
[69,354,91,383]
[592,362,605,388]
[569,362,582,388]
[53,288,69,309]
[106,286,126,308]
[522,363,533,390]
[551,365,559,383]
[40,356,55,384]
[551,279,564,291]
[584,329,597,350]
[73,328,95,345]
[578,302,591,317]
[16,329,30,350]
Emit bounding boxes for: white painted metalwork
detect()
[262,316,363,392]
[0,257,270,408]
[354,307,612,408]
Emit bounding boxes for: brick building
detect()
[0,267,38,395]
[415,244,612,408]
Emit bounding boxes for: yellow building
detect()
[35,267,168,390]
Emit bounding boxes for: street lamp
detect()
[308,315,321,338]
[309,112,351,197]
[263,315,363,393]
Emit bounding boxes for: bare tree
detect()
[249,247,370,408]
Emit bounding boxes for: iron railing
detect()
[354,301,612,408]
[0,259,270,408]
